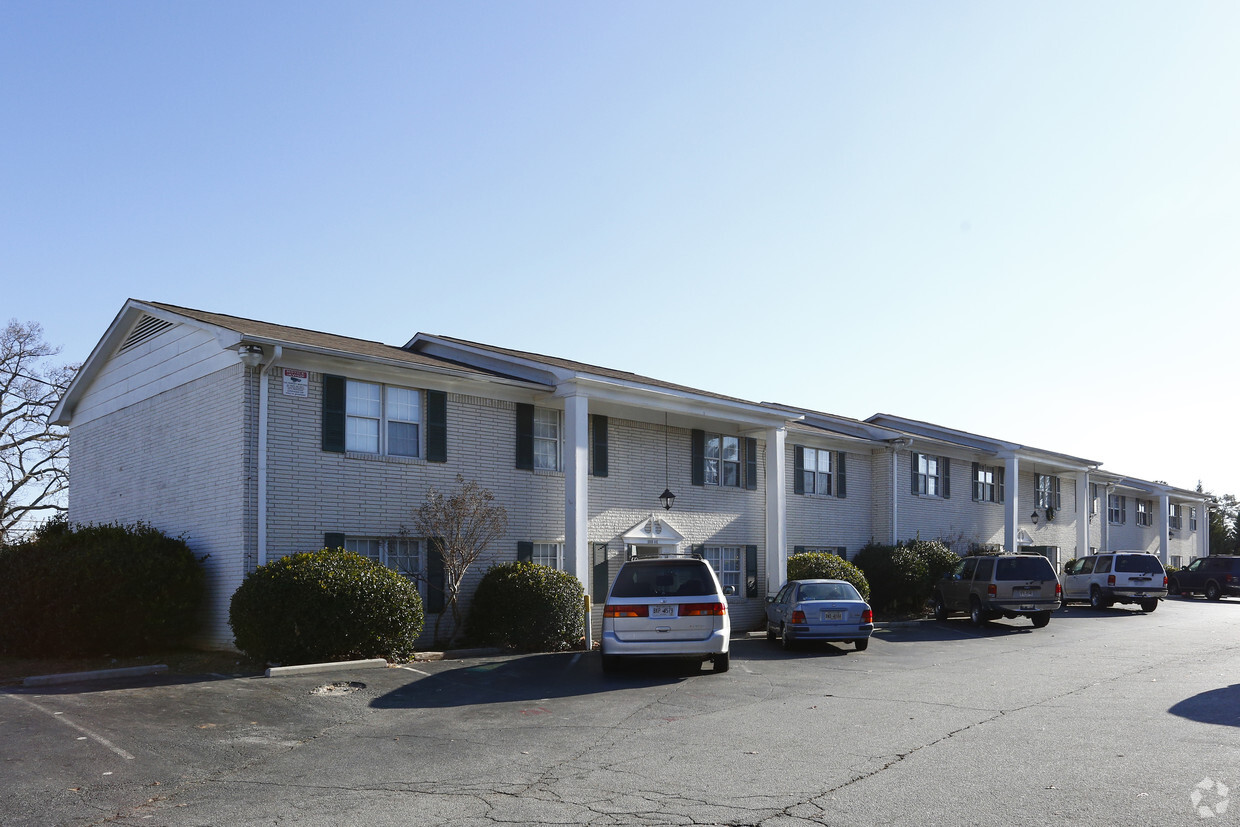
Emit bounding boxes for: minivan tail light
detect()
[988,584,997,597]
[1108,575,1116,586]
[680,602,726,616]
[861,609,873,624]
[604,604,648,618]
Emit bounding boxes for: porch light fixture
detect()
[659,488,676,511]
[237,344,264,368]
[1030,510,1039,525]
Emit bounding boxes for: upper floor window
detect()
[1135,499,1153,527]
[346,380,420,457]
[705,433,741,487]
[1169,503,1183,530]
[1108,494,1127,525]
[533,408,561,471]
[1035,475,1061,510]
[972,463,1004,503]
[912,452,950,498]
[801,447,832,495]
[1190,507,1198,531]
[1090,483,1099,515]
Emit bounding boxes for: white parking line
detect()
[0,693,135,760]
[399,666,431,677]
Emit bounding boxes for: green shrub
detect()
[0,519,206,657]
[854,543,929,614]
[467,562,584,652]
[786,552,871,601]
[904,539,960,587]
[229,548,423,664]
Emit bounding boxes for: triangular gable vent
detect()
[118,315,174,354]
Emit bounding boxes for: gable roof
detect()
[865,412,1102,469]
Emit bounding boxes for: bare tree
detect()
[409,474,508,645]
[0,320,76,544]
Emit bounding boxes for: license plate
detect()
[1133,593,1147,598]
[1019,605,1036,611]
[1015,589,1038,598]
[650,605,677,618]
[821,611,844,621]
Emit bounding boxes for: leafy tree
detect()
[1200,483,1239,555]
[409,474,508,645]
[0,320,77,543]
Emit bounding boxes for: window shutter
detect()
[997,467,1006,503]
[426,390,447,462]
[793,545,805,555]
[691,429,705,487]
[837,546,847,559]
[941,456,951,499]
[591,415,608,478]
[1121,496,1127,523]
[692,544,705,558]
[836,452,847,499]
[427,538,445,613]
[324,532,345,550]
[1053,477,1061,510]
[744,437,757,491]
[591,543,609,603]
[745,545,759,598]
[517,541,534,564]
[793,446,805,495]
[911,452,920,495]
[971,462,980,501]
[322,374,346,453]
[515,403,534,470]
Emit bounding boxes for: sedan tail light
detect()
[680,602,726,616]
[861,609,873,624]
[603,604,648,618]
[790,610,806,624]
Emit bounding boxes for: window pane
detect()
[387,539,421,575]
[722,437,739,462]
[533,543,560,568]
[534,439,558,470]
[346,416,380,452]
[816,451,831,473]
[704,458,719,485]
[705,436,721,460]
[723,461,739,487]
[802,470,816,494]
[817,472,830,494]
[388,421,419,457]
[386,387,419,423]
[534,408,559,439]
[345,538,382,563]
[346,381,381,417]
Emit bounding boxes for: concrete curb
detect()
[265,658,390,678]
[23,664,169,687]
[411,647,504,662]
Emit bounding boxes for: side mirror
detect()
[723,585,736,596]
[765,596,775,604]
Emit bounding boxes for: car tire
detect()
[1206,582,1223,601]
[970,598,987,627]
[854,638,869,652]
[713,653,730,673]
[1140,599,1158,613]
[601,654,621,674]
[1090,587,1106,610]
[1168,578,1181,596]
[780,624,795,651]
[1031,611,1051,628]
[766,622,777,642]
[933,593,949,622]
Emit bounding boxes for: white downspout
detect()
[257,346,282,567]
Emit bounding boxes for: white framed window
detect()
[346,380,421,457]
[916,453,941,496]
[1135,499,1152,527]
[1190,507,1198,531]
[973,464,1004,503]
[1171,555,1182,568]
[532,542,563,569]
[1169,503,1183,530]
[702,546,742,595]
[1108,494,1126,525]
[344,536,423,578]
[1036,475,1061,510]
[1090,483,1099,516]
[705,434,742,488]
[533,407,561,471]
[802,448,833,495]
[803,545,847,559]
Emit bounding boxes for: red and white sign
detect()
[282,368,309,397]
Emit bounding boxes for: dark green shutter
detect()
[591,414,608,478]
[426,390,447,462]
[911,452,920,494]
[745,545,759,598]
[324,532,345,550]
[322,375,346,453]
[836,452,846,499]
[998,467,1005,503]
[793,545,805,555]
[972,462,980,501]
[517,541,533,564]
[793,446,805,495]
[691,429,705,486]
[941,456,951,499]
[744,437,757,491]
[515,403,534,470]
[692,543,704,558]
[427,538,445,613]
[591,542,609,603]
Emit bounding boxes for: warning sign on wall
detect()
[283,368,309,397]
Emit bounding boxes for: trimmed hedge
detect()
[229,548,423,664]
[786,552,871,601]
[854,539,960,614]
[0,519,206,657]
[467,562,584,652]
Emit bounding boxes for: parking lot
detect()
[3,596,1239,826]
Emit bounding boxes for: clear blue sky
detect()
[3,2,1237,498]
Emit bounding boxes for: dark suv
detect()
[1169,556,1240,601]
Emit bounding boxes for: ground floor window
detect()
[344,537,423,579]
[702,546,742,595]
[533,542,563,569]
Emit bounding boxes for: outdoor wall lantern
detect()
[237,344,264,368]
[659,488,676,511]
[1030,510,1040,525]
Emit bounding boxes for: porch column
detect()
[1003,454,1021,552]
[563,392,589,591]
[765,426,788,592]
[1157,492,1171,564]
[1076,471,1090,562]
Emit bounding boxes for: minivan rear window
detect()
[1115,555,1164,574]
[609,562,714,598]
[995,557,1055,581]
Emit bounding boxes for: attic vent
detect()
[118,315,174,354]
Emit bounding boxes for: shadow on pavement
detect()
[1168,684,1240,728]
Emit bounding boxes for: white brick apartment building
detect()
[52,300,1211,649]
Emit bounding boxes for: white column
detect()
[563,393,589,592]
[765,426,788,592]
[1003,454,1021,552]
[1076,471,1090,562]
[1157,493,1171,563]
